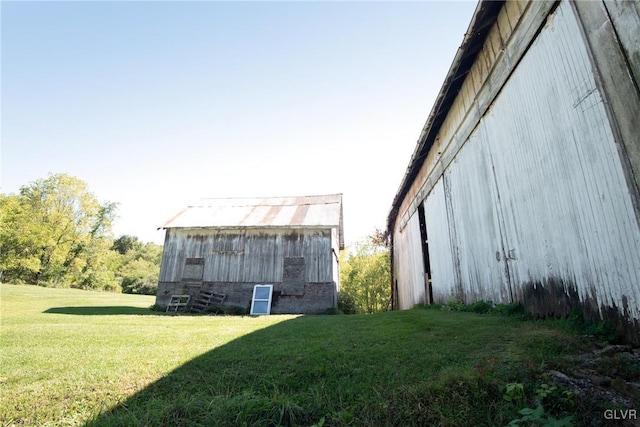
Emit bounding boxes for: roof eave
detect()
[387,0,504,234]
[160,225,341,231]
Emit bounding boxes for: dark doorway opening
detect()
[417,203,433,304]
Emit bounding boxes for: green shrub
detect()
[469,300,493,314]
[326,307,343,315]
[566,309,620,343]
[446,299,468,311]
[495,303,525,316]
[444,300,528,317]
[149,304,165,312]
[226,305,248,315]
[337,293,357,314]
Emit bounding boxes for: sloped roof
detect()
[387,0,504,232]
[160,194,344,248]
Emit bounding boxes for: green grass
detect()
[1,283,594,426]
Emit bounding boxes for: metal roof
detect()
[160,194,344,248]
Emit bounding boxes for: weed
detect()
[594,352,640,381]
[441,299,526,317]
[505,383,575,427]
[495,302,525,317]
[508,405,574,427]
[469,300,493,313]
[203,303,247,315]
[446,299,468,312]
[503,382,526,406]
[310,416,326,427]
[566,309,620,343]
[326,306,343,315]
[149,303,164,312]
[413,302,443,310]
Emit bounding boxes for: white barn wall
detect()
[393,0,549,310]
[390,0,640,342]
[443,125,513,305]
[581,0,640,199]
[422,179,456,301]
[392,213,426,308]
[480,0,640,320]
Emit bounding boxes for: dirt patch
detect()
[547,343,640,426]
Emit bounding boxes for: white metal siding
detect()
[391,0,640,342]
[422,179,457,302]
[482,0,640,318]
[420,0,640,320]
[443,124,513,304]
[604,0,640,85]
[393,213,426,308]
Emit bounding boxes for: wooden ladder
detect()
[166,294,190,313]
[190,289,226,313]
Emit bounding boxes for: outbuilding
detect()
[156,194,343,314]
[388,0,640,342]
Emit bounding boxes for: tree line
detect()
[0,173,162,294]
[1,173,392,309]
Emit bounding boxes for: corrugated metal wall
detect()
[159,228,334,284]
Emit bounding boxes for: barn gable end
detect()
[156,194,343,314]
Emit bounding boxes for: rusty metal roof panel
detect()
[160,194,343,230]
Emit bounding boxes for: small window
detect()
[282,257,305,295]
[182,258,204,281]
[250,284,273,315]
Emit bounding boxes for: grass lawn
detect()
[0,283,632,426]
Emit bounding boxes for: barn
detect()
[388,0,640,342]
[155,194,343,315]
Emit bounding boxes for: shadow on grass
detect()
[81,311,545,427]
[82,311,593,427]
[85,315,330,426]
[44,306,155,316]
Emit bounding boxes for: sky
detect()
[1,0,477,246]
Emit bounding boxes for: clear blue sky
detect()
[1,0,477,245]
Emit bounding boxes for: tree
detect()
[112,235,163,295]
[0,173,119,290]
[112,235,142,255]
[368,227,390,248]
[339,233,391,314]
[0,193,32,282]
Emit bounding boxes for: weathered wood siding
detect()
[331,227,341,291]
[157,227,338,314]
[159,228,334,284]
[392,0,640,341]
